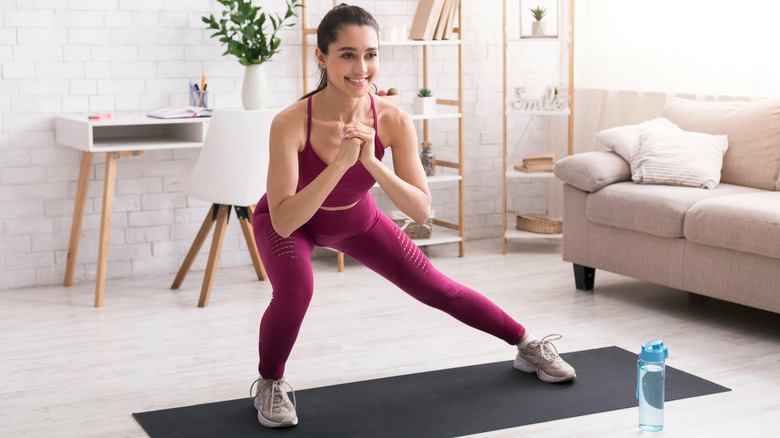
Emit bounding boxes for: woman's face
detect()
[318,24,379,98]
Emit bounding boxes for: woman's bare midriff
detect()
[319,199,360,211]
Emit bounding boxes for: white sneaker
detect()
[251,377,298,428]
[514,334,576,383]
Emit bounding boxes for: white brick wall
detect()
[0,0,567,290]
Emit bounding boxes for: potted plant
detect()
[412,88,436,115]
[529,5,546,36]
[202,0,301,109]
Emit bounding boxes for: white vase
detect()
[413,96,436,115]
[532,21,545,36]
[241,64,268,110]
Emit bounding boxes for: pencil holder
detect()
[190,90,208,108]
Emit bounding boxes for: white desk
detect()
[55,114,209,307]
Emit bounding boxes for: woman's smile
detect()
[347,76,369,86]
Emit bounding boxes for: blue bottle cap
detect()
[640,340,669,362]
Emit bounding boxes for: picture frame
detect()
[520,0,559,38]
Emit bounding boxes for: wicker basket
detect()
[515,213,562,234]
[391,210,433,239]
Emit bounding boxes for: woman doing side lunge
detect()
[250,4,576,428]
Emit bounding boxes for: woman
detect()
[251,4,576,428]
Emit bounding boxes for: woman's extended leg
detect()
[331,211,526,346]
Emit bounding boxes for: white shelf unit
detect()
[408,112,462,121]
[300,1,466,270]
[501,0,574,253]
[506,169,555,179]
[504,228,562,240]
[506,108,571,116]
[380,39,461,47]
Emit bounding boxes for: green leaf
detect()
[244,25,255,40]
[203,0,299,64]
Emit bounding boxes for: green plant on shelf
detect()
[529,5,547,21]
[417,88,433,97]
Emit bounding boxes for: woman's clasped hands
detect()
[338,121,376,167]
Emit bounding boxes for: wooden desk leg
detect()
[64,151,93,286]
[337,251,344,272]
[198,204,230,308]
[94,152,118,307]
[238,205,266,281]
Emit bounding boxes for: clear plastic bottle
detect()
[420,142,435,176]
[637,340,669,432]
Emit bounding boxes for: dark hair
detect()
[300,3,380,100]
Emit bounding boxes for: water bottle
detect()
[637,340,669,432]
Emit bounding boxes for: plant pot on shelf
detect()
[242,64,268,110]
[413,96,436,115]
[531,21,545,36]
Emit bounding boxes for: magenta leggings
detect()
[252,193,526,380]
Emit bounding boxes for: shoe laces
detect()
[251,377,296,417]
[537,334,563,362]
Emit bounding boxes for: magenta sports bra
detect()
[296,94,385,208]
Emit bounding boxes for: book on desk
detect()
[147,106,212,119]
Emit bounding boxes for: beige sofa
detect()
[553,98,780,314]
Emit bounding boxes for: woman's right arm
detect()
[265,108,362,238]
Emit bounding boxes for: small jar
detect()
[420,142,435,176]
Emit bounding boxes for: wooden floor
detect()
[2,238,779,437]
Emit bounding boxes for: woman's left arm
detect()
[344,105,431,224]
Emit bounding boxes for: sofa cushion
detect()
[684,192,780,259]
[662,98,780,191]
[634,129,728,189]
[586,182,763,238]
[596,117,682,174]
[553,151,631,193]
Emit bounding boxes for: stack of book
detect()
[514,152,555,173]
[409,0,459,41]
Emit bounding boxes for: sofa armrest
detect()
[553,151,631,193]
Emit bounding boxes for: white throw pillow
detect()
[633,129,729,189]
[596,118,682,173]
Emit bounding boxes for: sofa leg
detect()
[573,264,595,290]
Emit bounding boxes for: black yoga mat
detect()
[133,346,730,437]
